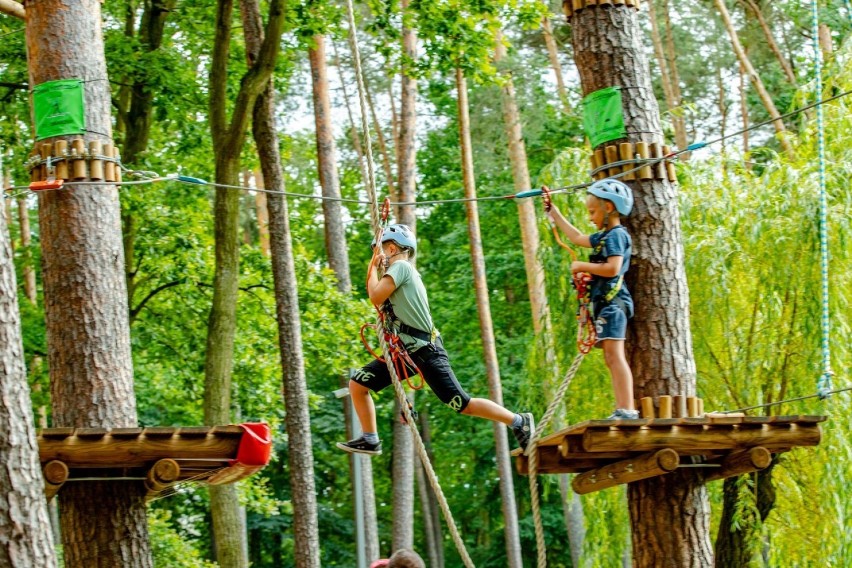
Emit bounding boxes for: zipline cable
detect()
[343,0,474,565]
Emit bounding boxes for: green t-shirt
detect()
[384,261,436,352]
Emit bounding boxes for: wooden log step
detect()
[75,428,109,439]
[177,427,213,438]
[143,427,177,438]
[582,423,821,453]
[39,428,75,440]
[572,449,679,494]
[704,447,772,482]
[110,428,145,439]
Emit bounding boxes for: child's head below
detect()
[585,179,634,229]
[387,549,425,568]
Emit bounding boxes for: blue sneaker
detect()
[607,408,639,420]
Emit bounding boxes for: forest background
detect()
[1,0,852,566]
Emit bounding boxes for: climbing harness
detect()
[541,185,597,353]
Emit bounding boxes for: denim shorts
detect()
[350,336,472,412]
[594,303,629,344]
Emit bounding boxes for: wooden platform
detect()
[513,415,826,494]
[38,423,273,500]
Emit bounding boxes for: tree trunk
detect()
[415,453,442,568]
[26,2,152,566]
[456,65,520,565]
[739,0,796,84]
[818,23,833,59]
[309,34,351,293]
[205,1,286,565]
[713,0,794,158]
[254,169,270,257]
[363,75,397,209]
[17,196,36,303]
[541,16,570,113]
[739,60,750,157]
[0,190,57,568]
[334,42,372,193]
[569,6,713,566]
[648,0,688,153]
[244,0,320,563]
[418,411,445,568]
[492,31,548,568]
[714,461,777,567]
[661,0,688,152]
[391,0,419,549]
[396,0,417,229]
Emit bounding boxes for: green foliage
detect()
[149,508,218,568]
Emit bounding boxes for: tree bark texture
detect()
[417,411,444,568]
[26,1,153,565]
[392,394,415,551]
[456,67,521,566]
[396,0,417,229]
[254,170,270,257]
[0,196,57,568]
[713,0,794,157]
[245,2,320,562]
[309,34,351,293]
[570,7,713,567]
[363,75,397,212]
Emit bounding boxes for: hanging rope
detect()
[811,0,834,399]
[526,352,587,568]
[343,0,474,565]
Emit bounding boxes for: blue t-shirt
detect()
[588,225,633,316]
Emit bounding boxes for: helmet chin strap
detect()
[382,248,408,269]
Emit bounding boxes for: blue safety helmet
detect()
[587,179,634,216]
[373,224,417,256]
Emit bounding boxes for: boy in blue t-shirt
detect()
[546,179,638,420]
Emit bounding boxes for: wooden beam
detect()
[572,449,679,494]
[39,430,242,468]
[43,460,68,502]
[704,447,772,482]
[582,423,821,453]
[0,0,24,20]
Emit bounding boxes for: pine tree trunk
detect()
[493,31,547,568]
[739,61,750,157]
[713,0,794,158]
[569,6,713,566]
[416,455,442,568]
[391,0,419,549]
[16,196,36,303]
[309,34,351,293]
[418,411,445,567]
[661,0,688,152]
[396,0,417,229]
[740,0,796,84]
[541,17,570,113]
[648,0,688,153]
[254,169,270,257]
[26,2,152,565]
[0,193,57,568]
[205,1,286,565]
[456,66,519,565]
[363,76,397,207]
[243,1,320,564]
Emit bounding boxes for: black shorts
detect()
[350,336,472,412]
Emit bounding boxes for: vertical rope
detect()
[810,0,833,398]
[343,1,474,565]
[527,351,587,568]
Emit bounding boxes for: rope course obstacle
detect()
[38,423,272,501]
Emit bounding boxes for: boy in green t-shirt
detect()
[337,224,534,455]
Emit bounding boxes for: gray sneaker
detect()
[607,408,640,420]
[512,413,536,450]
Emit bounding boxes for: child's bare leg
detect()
[602,339,634,410]
[349,379,378,433]
[461,397,515,425]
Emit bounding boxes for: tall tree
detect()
[648,0,688,152]
[738,0,796,84]
[0,192,57,568]
[456,64,521,567]
[16,195,35,302]
[713,0,794,157]
[25,1,152,565]
[541,16,570,113]
[205,1,286,565]
[308,33,351,293]
[568,4,713,565]
[243,0,320,563]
